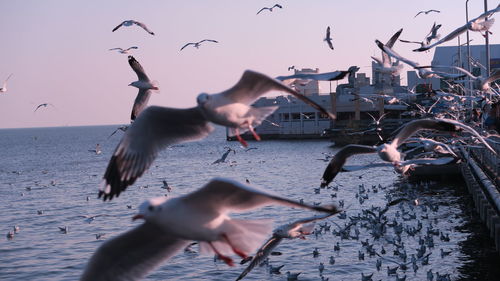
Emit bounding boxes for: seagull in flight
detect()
[109,46,138,54]
[236,212,338,280]
[414,4,500,52]
[324,26,334,50]
[81,178,337,280]
[0,73,13,93]
[99,70,335,201]
[127,56,159,121]
[107,125,128,139]
[416,66,500,92]
[34,103,55,112]
[414,9,440,18]
[112,20,155,35]
[256,4,283,15]
[180,39,218,51]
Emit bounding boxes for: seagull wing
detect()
[256,7,268,15]
[34,104,45,112]
[399,39,423,45]
[131,89,152,121]
[341,162,393,172]
[220,70,336,119]
[276,71,350,82]
[416,65,475,79]
[273,4,283,9]
[400,157,456,166]
[128,56,150,82]
[413,24,468,52]
[199,39,219,44]
[435,118,496,154]
[180,43,193,51]
[320,145,378,187]
[480,70,500,90]
[236,236,283,281]
[80,222,189,281]
[134,21,155,35]
[181,178,339,214]
[125,46,139,51]
[383,28,403,63]
[99,106,213,201]
[391,119,461,147]
[375,40,419,68]
[112,21,125,32]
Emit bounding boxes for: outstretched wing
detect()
[134,21,155,35]
[99,106,213,201]
[112,21,125,32]
[128,56,150,82]
[236,236,283,280]
[180,43,193,51]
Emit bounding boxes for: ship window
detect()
[281,113,289,121]
[337,112,354,121]
[319,112,330,119]
[291,113,301,120]
[302,112,315,120]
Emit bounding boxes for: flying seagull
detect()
[414,4,500,52]
[414,9,440,18]
[372,28,404,76]
[236,212,339,280]
[127,56,159,121]
[324,26,334,50]
[212,147,236,164]
[276,66,360,84]
[107,125,129,139]
[256,4,283,15]
[34,103,55,112]
[82,178,337,280]
[112,20,155,35]
[0,73,13,93]
[99,70,335,201]
[180,39,218,51]
[320,118,495,187]
[109,46,138,54]
[415,65,500,92]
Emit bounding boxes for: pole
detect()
[484,0,491,75]
[466,0,473,95]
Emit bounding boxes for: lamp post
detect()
[465,0,473,95]
[484,0,491,75]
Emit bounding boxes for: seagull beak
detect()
[132,214,144,221]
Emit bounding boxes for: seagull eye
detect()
[148,206,154,211]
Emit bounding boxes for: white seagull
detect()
[416,65,500,92]
[276,66,359,85]
[180,39,218,51]
[320,118,495,186]
[127,56,159,121]
[0,73,13,93]
[372,28,404,76]
[414,9,440,18]
[109,46,138,54]
[414,4,500,52]
[236,212,338,280]
[324,26,334,50]
[256,4,283,15]
[81,178,337,280]
[99,70,335,201]
[112,20,155,35]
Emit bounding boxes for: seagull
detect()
[256,4,283,15]
[127,56,159,121]
[425,22,442,45]
[112,20,155,35]
[324,26,334,50]
[341,157,457,175]
[288,65,295,71]
[212,147,236,164]
[180,39,218,51]
[78,214,110,224]
[414,4,500,52]
[34,103,55,112]
[0,73,13,93]
[372,28,404,76]
[320,118,495,186]
[81,178,337,280]
[109,46,138,54]
[276,66,359,85]
[99,70,335,200]
[88,144,102,155]
[416,66,500,92]
[236,212,338,280]
[414,9,440,18]
[161,180,172,192]
[107,125,128,139]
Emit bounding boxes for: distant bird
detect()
[127,56,159,121]
[414,4,500,52]
[414,9,440,18]
[416,66,500,92]
[34,103,55,112]
[88,144,102,155]
[236,212,338,280]
[180,39,218,51]
[425,22,442,45]
[286,271,301,280]
[324,26,334,50]
[161,180,172,192]
[112,20,155,35]
[256,4,283,15]
[109,46,138,54]
[99,70,335,200]
[288,65,295,71]
[6,231,14,239]
[107,125,128,139]
[212,147,236,164]
[0,73,13,93]
[81,178,337,280]
[59,226,69,234]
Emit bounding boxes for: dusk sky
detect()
[0,0,498,128]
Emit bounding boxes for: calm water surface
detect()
[0,125,498,280]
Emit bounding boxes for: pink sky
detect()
[0,0,498,128]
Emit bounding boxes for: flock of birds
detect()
[3,3,500,281]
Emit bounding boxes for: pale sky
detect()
[0,0,498,128]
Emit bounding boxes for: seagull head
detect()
[196,93,210,106]
[133,196,168,221]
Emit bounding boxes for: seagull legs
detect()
[234,128,249,148]
[209,242,234,267]
[222,233,248,259]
